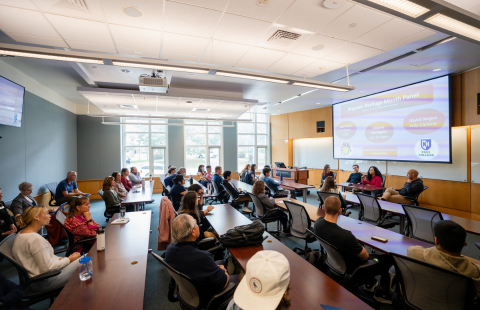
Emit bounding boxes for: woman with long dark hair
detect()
[320,176,347,211]
[178,191,214,240]
[321,164,334,186]
[362,166,383,196]
[197,165,209,187]
[244,164,257,185]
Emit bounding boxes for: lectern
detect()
[271,168,309,185]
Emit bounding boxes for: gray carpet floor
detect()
[2,192,479,310]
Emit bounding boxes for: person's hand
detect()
[219,265,227,272]
[407,179,413,183]
[10,224,17,233]
[84,212,92,221]
[68,252,81,262]
[207,205,214,212]
[238,188,242,191]
[2,230,14,236]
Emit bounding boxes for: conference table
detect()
[206,204,373,310]
[49,211,152,310]
[337,182,384,197]
[122,180,154,211]
[273,178,315,203]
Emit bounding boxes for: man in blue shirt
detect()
[346,165,363,184]
[263,169,296,199]
[55,171,88,205]
[165,167,186,188]
[213,166,228,203]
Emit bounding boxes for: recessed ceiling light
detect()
[425,13,480,42]
[123,6,143,18]
[121,69,130,73]
[348,23,357,28]
[433,68,442,71]
[360,91,365,92]
[366,0,429,18]
[0,49,103,64]
[311,44,325,51]
[319,66,325,70]
[316,103,321,104]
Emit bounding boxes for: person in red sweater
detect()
[362,166,384,196]
[121,168,133,191]
[64,196,100,253]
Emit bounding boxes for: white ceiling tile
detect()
[164,1,223,38]
[197,57,236,67]
[234,61,268,71]
[110,24,161,50]
[323,43,382,63]
[0,6,61,38]
[163,32,209,58]
[443,0,480,10]
[161,53,200,62]
[226,0,295,22]
[30,0,106,21]
[213,13,271,45]
[66,40,117,53]
[100,0,163,30]
[117,47,160,58]
[471,4,480,15]
[266,66,296,75]
[354,18,425,50]
[0,1,36,10]
[276,0,353,32]
[6,32,68,47]
[202,40,251,62]
[268,53,317,72]
[319,5,392,41]
[291,34,349,58]
[294,58,346,77]
[383,29,436,52]
[45,14,113,45]
[238,47,286,67]
[169,0,229,11]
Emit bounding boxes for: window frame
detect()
[237,113,270,171]
[184,121,224,174]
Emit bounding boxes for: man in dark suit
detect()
[11,182,37,216]
[222,171,252,213]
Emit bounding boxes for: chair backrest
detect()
[46,182,58,196]
[381,175,386,187]
[0,234,31,285]
[264,181,277,196]
[56,213,76,255]
[308,229,347,275]
[391,253,475,310]
[223,185,235,203]
[57,202,68,214]
[56,210,67,226]
[332,172,337,182]
[151,252,200,308]
[211,179,220,196]
[402,204,443,244]
[356,193,382,223]
[317,191,339,207]
[3,199,13,212]
[284,200,311,239]
[246,192,266,217]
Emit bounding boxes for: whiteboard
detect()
[471,126,480,183]
[293,138,338,170]
[339,160,386,174]
[386,127,467,182]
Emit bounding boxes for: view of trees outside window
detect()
[185,121,222,175]
[238,113,269,170]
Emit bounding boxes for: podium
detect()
[272,168,309,185]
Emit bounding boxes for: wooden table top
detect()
[337,182,384,192]
[206,204,373,310]
[121,180,154,204]
[230,179,253,193]
[49,211,152,310]
[273,179,315,190]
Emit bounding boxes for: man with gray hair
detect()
[54,171,88,205]
[165,214,237,306]
[164,167,186,188]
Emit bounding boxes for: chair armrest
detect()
[198,237,216,251]
[350,259,378,278]
[74,237,97,245]
[23,269,61,288]
[206,282,236,309]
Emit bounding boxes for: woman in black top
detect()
[170,175,187,211]
[0,188,17,240]
[244,164,257,185]
[321,164,334,186]
[178,191,213,240]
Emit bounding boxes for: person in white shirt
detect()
[12,205,81,293]
[11,182,38,216]
[128,167,142,185]
[258,166,270,181]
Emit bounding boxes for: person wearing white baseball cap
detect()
[226,250,291,310]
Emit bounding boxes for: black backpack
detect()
[216,221,267,248]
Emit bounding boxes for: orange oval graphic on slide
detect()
[336,121,357,139]
[365,122,394,143]
[403,109,445,135]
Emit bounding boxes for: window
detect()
[185,121,222,175]
[122,119,167,177]
[237,113,269,171]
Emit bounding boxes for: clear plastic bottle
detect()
[287,191,291,201]
[79,255,93,281]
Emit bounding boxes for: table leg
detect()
[303,189,307,203]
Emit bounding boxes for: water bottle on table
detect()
[97,227,105,251]
[287,191,291,201]
[79,254,93,281]
[120,205,126,218]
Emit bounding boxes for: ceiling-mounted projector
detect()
[139,76,169,93]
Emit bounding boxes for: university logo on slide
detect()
[421,139,431,150]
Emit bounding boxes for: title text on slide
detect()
[347,92,419,112]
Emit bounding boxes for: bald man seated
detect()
[381,169,424,204]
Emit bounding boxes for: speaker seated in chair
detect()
[263,168,296,199]
[223,171,252,215]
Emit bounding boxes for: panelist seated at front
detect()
[381,169,423,204]
[346,164,363,184]
[55,171,88,205]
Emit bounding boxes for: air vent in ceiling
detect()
[256,102,269,106]
[117,104,137,109]
[267,30,301,46]
[46,0,89,11]
[192,108,211,112]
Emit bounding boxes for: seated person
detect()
[55,171,87,205]
[346,164,363,184]
[381,169,423,204]
[320,164,334,186]
[171,175,187,211]
[0,188,17,240]
[102,176,128,213]
[258,166,270,181]
[213,166,228,203]
[361,166,383,196]
[165,214,238,307]
[0,273,31,310]
[121,168,133,192]
[239,164,250,182]
[11,182,38,216]
[64,196,100,253]
[197,165,210,187]
[407,220,480,296]
[204,165,213,181]
[165,165,175,177]
[223,171,252,213]
[314,196,393,303]
[227,250,291,310]
[112,171,128,199]
[244,164,257,185]
[263,169,296,199]
[187,184,205,210]
[178,191,214,240]
[319,176,347,212]
[252,181,289,234]
[12,205,81,294]
[165,167,185,188]
[128,167,142,185]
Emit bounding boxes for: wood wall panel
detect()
[306,169,339,188]
[287,107,333,139]
[272,139,289,166]
[271,114,289,140]
[76,180,103,200]
[452,74,463,127]
[471,183,480,215]
[461,69,480,126]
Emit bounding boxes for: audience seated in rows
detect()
[164,214,238,307]
[11,182,37,216]
[170,175,187,211]
[252,181,289,234]
[0,188,17,241]
[64,196,99,254]
[187,184,205,210]
[314,196,393,304]
[361,166,383,196]
[178,192,214,241]
[129,167,142,185]
[320,176,347,211]
[111,171,128,199]
[321,164,334,186]
[165,166,176,178]
[346,164,363,184]
[204,165,213,181]
[223,171,252,213]
[12,206,81,294]
[55,171,87,205]
[407,220,480,296]
[165,167,185,188]
[102,176,125,213]
[120,168,133,192]
[263,169,296,199]
[213,166,228,203]
[244,164,257,185]
[227,250,291,310]
[381,169,423,204]
[239,164,250,182]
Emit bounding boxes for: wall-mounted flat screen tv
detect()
[0,75,25,128]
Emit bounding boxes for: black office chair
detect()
[390,252,476,310]
[98,189,119,221]
[317,191,351,217]
[223,185,251,217]
[356,193,399,228]
[0,234,64,307]
[151,252,236,310]
[3,199,14,217]
[56,207,97,256]
[284,200,315,256]
[403,185,429,206]
[264,182,289,199]
[45,182,59,207]
[246,192,283,237]
[402,204,443,243]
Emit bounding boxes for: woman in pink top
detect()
[362,166,384,196]
[64,196,100,253]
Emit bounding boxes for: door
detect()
[151,147,166,176]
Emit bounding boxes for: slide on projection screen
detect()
[333,75,451,163]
